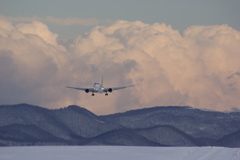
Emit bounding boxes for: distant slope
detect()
[0,104,240,147]
[85,129,163,146]
[0,104,75,140]
[86,125,199,146]
[101,106,240,139]
[53,105,121,137]
[0,124,67,146]
[216,129,240,147]
[136,125,199,146]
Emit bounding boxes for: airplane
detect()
[67,77,134,96]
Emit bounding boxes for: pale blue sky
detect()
[1,0,240,38]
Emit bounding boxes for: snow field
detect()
[0,146,239,160]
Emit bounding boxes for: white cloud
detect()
[16,21,58,46]
[1,18,240,114]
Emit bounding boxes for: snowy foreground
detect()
[0,146,239,160]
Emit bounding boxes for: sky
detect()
[1,0,240,38]
[0,0,240,114]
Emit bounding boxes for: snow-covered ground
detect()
[0,146,239,160]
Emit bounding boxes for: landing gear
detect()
[92,93,95,96]
[105,92,108,96]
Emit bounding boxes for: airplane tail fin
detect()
[101,76,103,85]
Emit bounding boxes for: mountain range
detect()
[0,104,240,147]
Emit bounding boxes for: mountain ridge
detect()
[0,104,240,147]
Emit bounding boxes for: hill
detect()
[0,104,240,147]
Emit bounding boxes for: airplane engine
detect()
[108,88,113,92]
[85,89,90,93]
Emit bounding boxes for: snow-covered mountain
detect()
[0,104,240,147]
[102,106,240,139]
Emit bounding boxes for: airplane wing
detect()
[103,85,134,92]
[67,87,95,92]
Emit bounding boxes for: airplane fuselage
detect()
[93,83,104,93]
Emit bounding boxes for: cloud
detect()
[1,18,240,114]
[16,21,58,45]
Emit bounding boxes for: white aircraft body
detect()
[67,77,133,96]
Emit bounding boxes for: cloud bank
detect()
[1,17,240,114]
